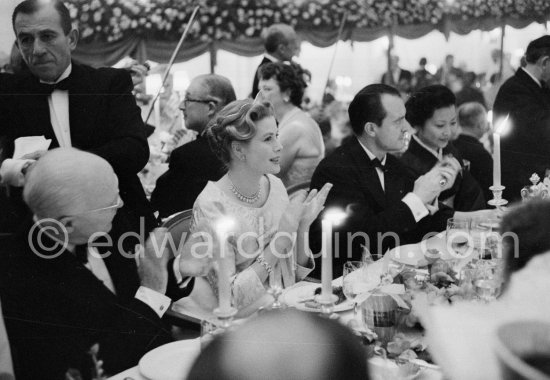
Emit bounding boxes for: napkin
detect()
[0,136,51,186]
[13,136,51,159]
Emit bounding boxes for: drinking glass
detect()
[473,260,504,303]
[470,218,500,260]
[343,261,363,316]
[446,218,471,259]
[267,276,284,310]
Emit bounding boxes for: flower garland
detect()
[64,0,550,43]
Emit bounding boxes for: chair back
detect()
[286,181,310,200]
[161,209,193,255]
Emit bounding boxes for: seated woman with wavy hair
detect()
[258,62,325,187]
[181,99,331,313]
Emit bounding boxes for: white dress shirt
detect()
[42,64,72,148]
[357,139,429,222]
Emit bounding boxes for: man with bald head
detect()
[152,74,236,218]
[251,23,300,99]
[189,309,368,380]
[0,148,197,379]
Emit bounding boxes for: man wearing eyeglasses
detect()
[151,74,236,218]
[0,148,206,379]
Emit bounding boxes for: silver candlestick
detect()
[488,185,508,208]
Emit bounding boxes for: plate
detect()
[283,283,354,312]
[138,339,201,380]
[388,233,464,267]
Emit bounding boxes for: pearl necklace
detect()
[228,176,262,204]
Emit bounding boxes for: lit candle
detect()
[215,217,235,313]
[493,115,509,187]
[321,218,333,300]
[320,209,347,301]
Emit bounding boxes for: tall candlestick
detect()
[321,218,333,300]
[493,131,501,187]
[492,114,508,188]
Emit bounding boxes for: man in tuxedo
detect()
[251,23,299,99]
[1,0,155,234]
[493,35,550,201]
[381,55,412,94]
[454,102,493,202]
[0,148,204,379]
[309,84,458,277]
[151,74,236,218]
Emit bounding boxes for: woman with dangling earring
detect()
[257,62,325,187]
[180,99,332,313]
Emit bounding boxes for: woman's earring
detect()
[240,155,246,161]
[283,96,290,103]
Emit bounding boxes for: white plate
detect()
[388,233,467,267]
[283,283,353,312]
[138,339,201,380]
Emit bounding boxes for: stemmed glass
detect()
[470,218,500,260]
[267,275,284,309]
[343,261,363,317]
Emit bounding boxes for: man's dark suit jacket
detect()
[151,135,224,218]
[1,63,155,232]
[251,56,274,99]
[0,223,181,379]
[400,138,485,211]
[309,137,453,278]
[493,68,550,201]
[453,134,493,202]
[381,69,412,87]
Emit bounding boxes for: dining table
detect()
[108,231,478,380]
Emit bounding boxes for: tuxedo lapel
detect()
[383,156,407,205]
[347,139,386,207]
[13,76,60,147]
[67,63,98,149]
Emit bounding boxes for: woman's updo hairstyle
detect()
[405,85,456,129]
[206,99,274,167]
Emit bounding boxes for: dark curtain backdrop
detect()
[72,16,550,67]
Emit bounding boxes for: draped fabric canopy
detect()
[68,0,550,67]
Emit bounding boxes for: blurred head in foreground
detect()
[188,309,368,380]
[500,199,550,282]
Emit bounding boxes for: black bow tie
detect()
[371,158,386,171]
[74,244,89,264]
[37,76,72,94]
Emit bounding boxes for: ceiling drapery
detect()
[67,0,550,67]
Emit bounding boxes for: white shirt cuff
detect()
[135,286,172,318]
[0,159,34,187]
[402,192,429,222]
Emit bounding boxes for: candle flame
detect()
[323,208,347,226]
[495,114,510,135]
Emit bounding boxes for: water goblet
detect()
[343,261,364,317]
[267,277,284,310]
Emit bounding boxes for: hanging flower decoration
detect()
[64,0,550,43]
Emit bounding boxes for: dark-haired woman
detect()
[258,62,324,187]
[181,99,331,313]
[401,85,485,211]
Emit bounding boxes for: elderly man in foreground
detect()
[0,148,201,379]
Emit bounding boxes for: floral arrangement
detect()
[64,0,550,43]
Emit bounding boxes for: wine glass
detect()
[473,261,503,303]
[446,218,471,259]
[343,261,363,317]
[267,275,284,310]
